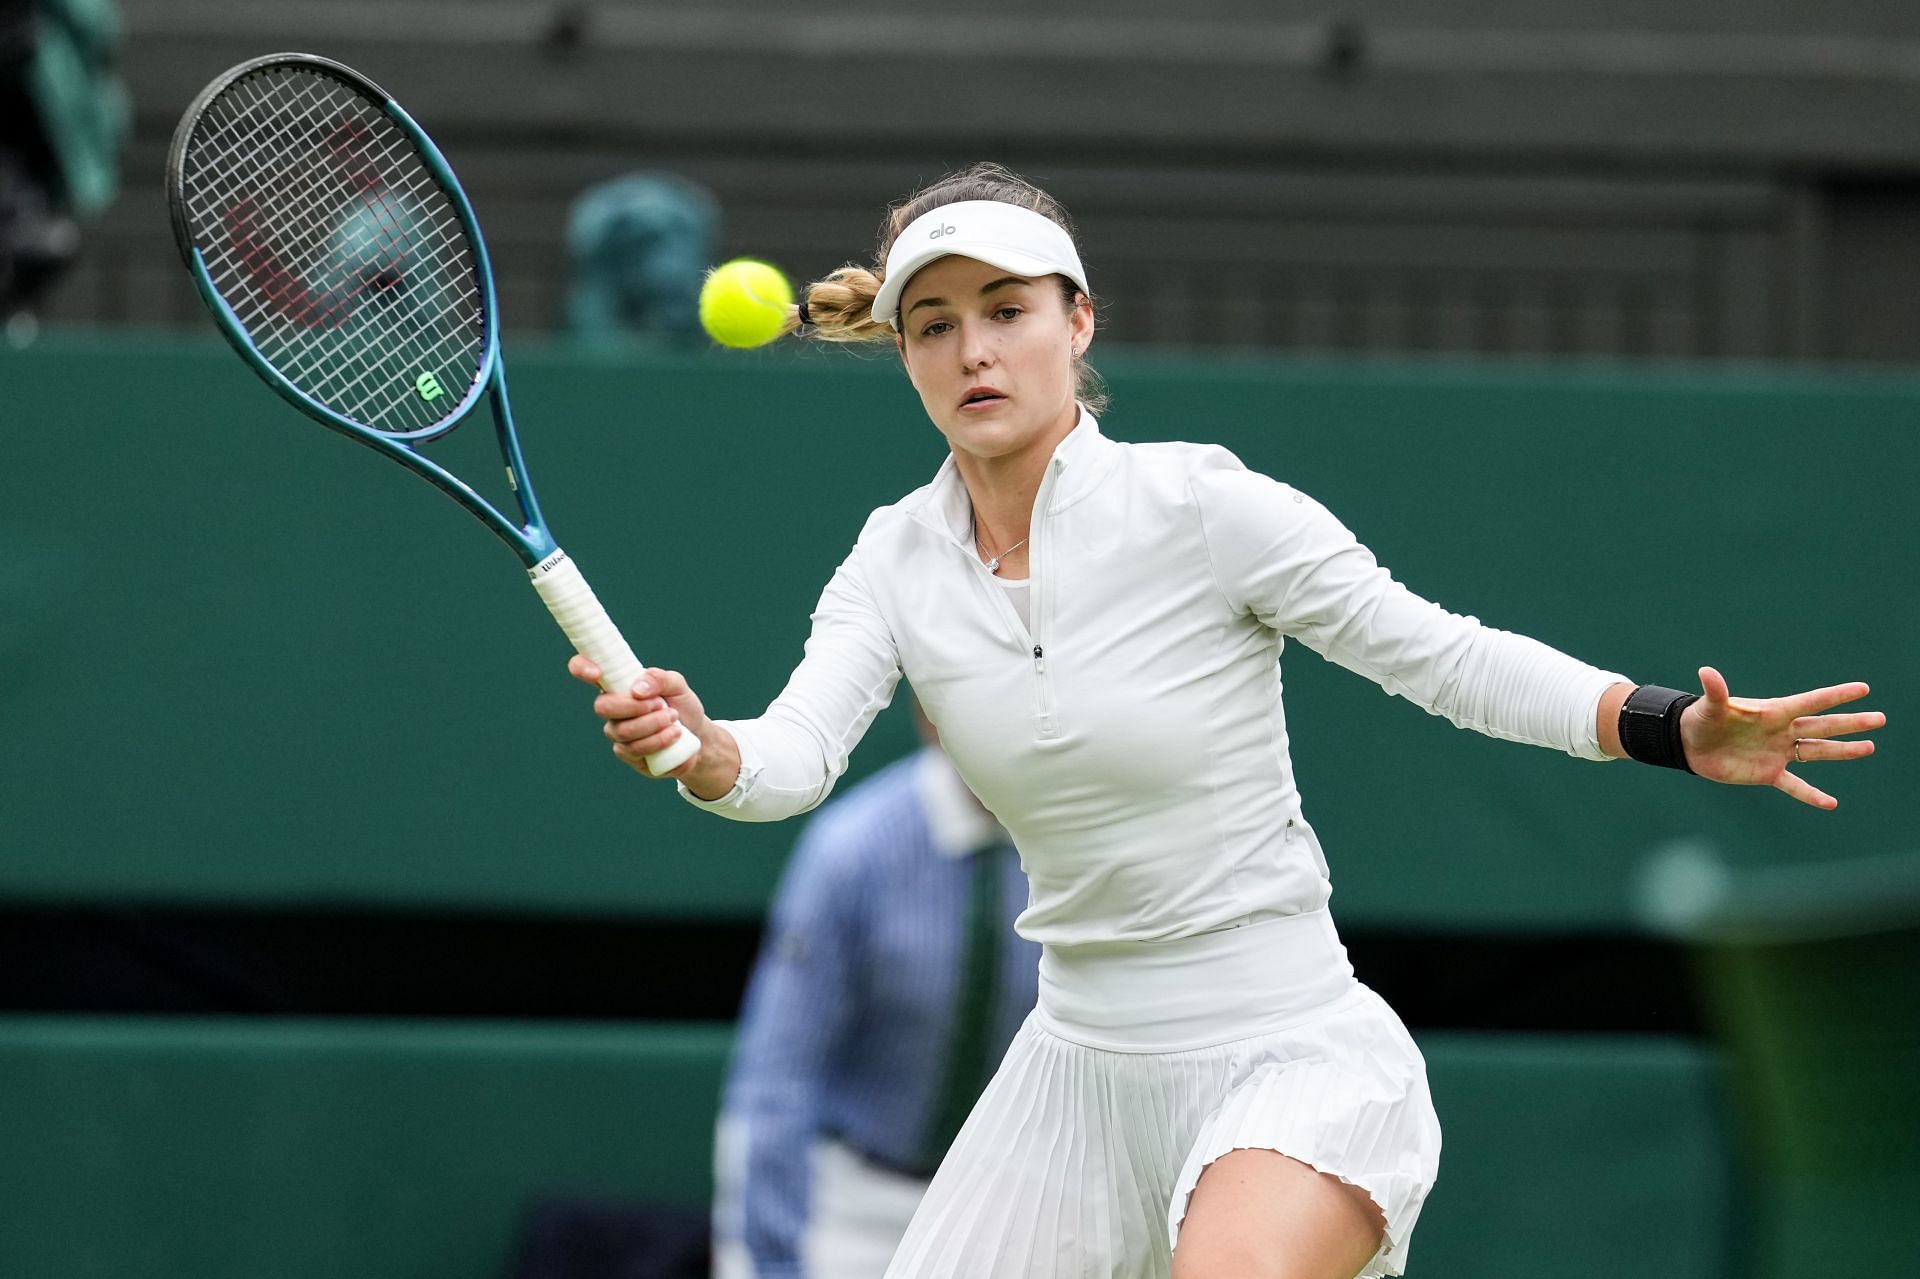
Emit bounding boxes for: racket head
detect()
[167,53,498,445]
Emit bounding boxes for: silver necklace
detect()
[972,514,1028,575]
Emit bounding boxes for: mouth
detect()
[959,386,1008,412]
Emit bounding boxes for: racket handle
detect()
[530,549,702,775]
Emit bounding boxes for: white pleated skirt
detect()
[882,910,1441,1279]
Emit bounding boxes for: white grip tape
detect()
[530,550,701,774]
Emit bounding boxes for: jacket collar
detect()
[908,404,1120,546]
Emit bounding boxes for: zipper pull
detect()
[1033,644,1045,672]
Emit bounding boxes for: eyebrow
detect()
[905,276,1029,317]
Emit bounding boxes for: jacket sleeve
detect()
[1190,451,1626,759]
[679,516,904,821]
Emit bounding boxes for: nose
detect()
[958,317,994,372]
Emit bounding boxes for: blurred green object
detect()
[563,173,719,344]
[2,0,126,324]
[1638,843,1920,1279]
[23,0,127,215]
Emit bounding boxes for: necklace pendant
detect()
[985,555,1001,573]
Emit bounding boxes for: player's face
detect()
[895,255,1093,466]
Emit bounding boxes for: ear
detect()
[1069,294,1095,356]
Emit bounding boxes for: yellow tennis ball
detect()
[699,258,794,349]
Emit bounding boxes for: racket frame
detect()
[167,52,556,567]
[167,53,703,774]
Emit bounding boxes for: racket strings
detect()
[181,65,486,435]
[195,81,407,338]
[195,73,478,408]
[198,109,474,427]
[204,73,480,427]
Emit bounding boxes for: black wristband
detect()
[1618,685,1700,773]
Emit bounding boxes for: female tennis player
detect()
[572,164,1883,1279]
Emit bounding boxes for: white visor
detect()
[871,200,1089,329]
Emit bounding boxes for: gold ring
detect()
[1793,739,1805,764]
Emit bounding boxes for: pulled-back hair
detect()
[781,162,1107,411]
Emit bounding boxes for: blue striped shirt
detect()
[719,747,1041,1279]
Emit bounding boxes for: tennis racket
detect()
[166,52,699,775]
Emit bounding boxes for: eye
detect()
[994,305,1024,321]
[919,319,953,338]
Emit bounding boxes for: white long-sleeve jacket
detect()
[684,410,1624,947]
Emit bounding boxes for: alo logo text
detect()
[928,223,957,239]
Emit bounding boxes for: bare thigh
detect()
[1171,1148,1386,1279]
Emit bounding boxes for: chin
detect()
[946,419,1032,459]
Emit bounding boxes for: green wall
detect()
[0,1017,731,1279]
[3,336,1912,927]
[0,1018,1731,1279]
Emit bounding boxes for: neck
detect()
[953,399,1079,550]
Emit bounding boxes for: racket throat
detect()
[529,548,572,580]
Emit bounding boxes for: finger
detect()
[641,668,691,700]
[612,721,685,769]
[627,668,681,699]
[1793,710,1887,739]
[1791,737,1876,762]
[568,654,603,685]
[606,706,679,743]
[1783,681,1872,717]
[595,691,667,721]
[1772,770,1838,810]
[1698,666,1730,707]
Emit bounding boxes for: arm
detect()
[1595,680,1633,758]
[724,818,867,1279]
[1190,458,1886,804]
[573,521,903,818]
[1193,459,1625,759]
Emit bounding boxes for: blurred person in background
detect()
[0,0,124,343]
[562,172,717,346]
[712,701,1039,1279]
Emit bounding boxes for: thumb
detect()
[642,667,698,708]
[1698,665,1730,707]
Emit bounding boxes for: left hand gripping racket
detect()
[167,52,699,775]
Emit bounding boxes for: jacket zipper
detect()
[1030,456,1063,739]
